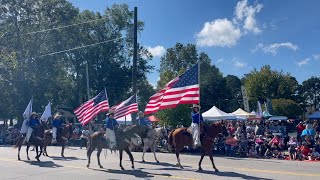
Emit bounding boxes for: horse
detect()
[130,127,168,163]
[42,124,73,157]
[168,122,223,171]
[86,125,148,170]
[14,122,46,161]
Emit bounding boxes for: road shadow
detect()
[49,156,86,161]
[196,170,274,180]
[223,157,282,163]
[22,160,63,168]
[91,168,172,179]
[136,160,192,168]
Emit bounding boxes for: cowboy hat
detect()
[190,104,201,109]
[30,112,37,117]
[54,113,62,119]
[138,111,144,116]
[107,111,115,116]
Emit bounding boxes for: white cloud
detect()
[296,58,310,67]
[233,59,247,68]
[196,19,241,47]
[146,46,166,58]
[216,58,224,63]
[234,0,263,34]
[253,42,298,55]
[313,54,320,60]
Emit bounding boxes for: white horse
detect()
[130,127,168,163]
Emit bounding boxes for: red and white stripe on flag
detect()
[113,95,138,119]
[74,90,109,125]
[144,64,199,114]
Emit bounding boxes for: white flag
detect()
[23,98,33,119]
[257,101,263,117]
[40,102,52,121]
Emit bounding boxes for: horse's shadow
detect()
[22,160,63,168]
[90,168,172,179]
[196,170,274,180]
[49,156,86,161]
[136,160,192,168]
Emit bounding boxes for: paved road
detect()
[0,146,319,180]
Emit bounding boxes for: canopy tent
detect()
[263,110,273,118]
[202,106,237,121]
[308,111,320,120]
[268,116,288,121]
[232,108,255,117]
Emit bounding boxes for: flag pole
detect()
[198,62,201,146]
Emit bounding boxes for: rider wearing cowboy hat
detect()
[52,113,64,144]
[190,104,204,147]
[137,111,152,129]
[105,111,119,149]
[24,112,40,144]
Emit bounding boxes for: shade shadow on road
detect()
[49,156,86,161]
[223,157,282,163]
[22,160,63,168]
[91,168,172,179]
[196,170,274,180]
[136,160,192,168]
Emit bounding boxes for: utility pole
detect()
[132,7,138,124]
[86,62,92,131]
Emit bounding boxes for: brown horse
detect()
[42,124,73,157]
[168,122,222,171]
[14,123,46,161]
[86,125,148,170]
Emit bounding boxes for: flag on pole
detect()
[23,98,33,119]
[144,64,199,115]
[112,94,138,119]
[40,102,52,122]
[74,90,109,125]
[257,101,263,117]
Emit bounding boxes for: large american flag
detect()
[74,90,109,125]
[144,64,199,114]
[112,94,138,119]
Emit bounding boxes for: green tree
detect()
[272,99,303,118]
[224,75,242,112]
[301,76,320,111]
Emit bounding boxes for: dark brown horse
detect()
[86,125,147,170]
[168,122,222,171]
[42,124,73,157]
[14,123,46,161]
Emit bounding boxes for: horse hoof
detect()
[199,167,203,171]
[132,165,134,169]
[27,158,30,161]
[142,160,145,163]
[121,167,125,170]
[215,169,219,172]
[156,160,160,163]
[87,164,90,168]
[18,158,21,161]
[99,166,103,169]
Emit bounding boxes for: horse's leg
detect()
[18,144,21,161]
[124,148,134,169]
[61,145,65,157]
[152,142,159,163]
[198,150,206,171]
[38,146,43,159]
[35,146,40,162]
[119,149,124,170]
[142,145,147,162]
[97,148,103,168]
[176,149,183,169]
[86,146,94,168]
[26,145,30,160]
[208,151,219,172]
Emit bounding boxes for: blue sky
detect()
[68,0,320,86]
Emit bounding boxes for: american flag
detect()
[112,94,138,119]
[144,64,199,114]
[74,90,109,125]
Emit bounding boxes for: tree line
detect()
[0,1,319,127]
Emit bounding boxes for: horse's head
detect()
[61,124,73,138]
[205,122,223,138]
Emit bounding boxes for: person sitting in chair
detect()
[105,111,119,149]
[52,113,64,144]
[24,112,40,144]
[190,104,204,147]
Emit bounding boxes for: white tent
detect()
[232,108,255,118]
[202,106,237,121]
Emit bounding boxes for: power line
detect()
[0,17,107,39]
[35,37,124,58]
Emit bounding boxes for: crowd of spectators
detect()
[0,126,20,145]
[217,120,320,161]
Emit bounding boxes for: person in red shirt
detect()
[296,122,305,141]
[300,142,311,160]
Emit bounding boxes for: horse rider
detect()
[23,112,40,144]
[190,104,204,147]
[137,111,152,129]
[52,113,64,144]
[105,111,119,149]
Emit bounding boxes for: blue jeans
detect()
[225,144,237,156]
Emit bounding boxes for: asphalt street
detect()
[0,146,319,180]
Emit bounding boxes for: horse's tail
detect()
[13,136,23,149]
[168,129,175,146]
